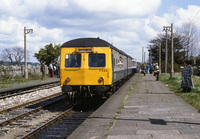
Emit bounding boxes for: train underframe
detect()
[61,73,134,105]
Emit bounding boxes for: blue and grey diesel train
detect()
[60,38,137,102]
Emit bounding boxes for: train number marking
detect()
[99,69,108,72]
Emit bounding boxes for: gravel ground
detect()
[1,110,61,139]
[0,85,63,139]
[0,86,61,111]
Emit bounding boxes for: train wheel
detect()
[112,86,116,94]
[69,92,74,103]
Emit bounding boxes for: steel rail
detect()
[20,107,74,139]
[0,92,63,114]
[0,94,66,127]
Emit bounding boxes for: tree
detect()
[178,22,200,60]
[1,47,25,65]
[34,43,61,65]
[149,32,184,64]
[149,32,185,72]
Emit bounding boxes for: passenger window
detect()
[65,54,81,68]
[89,54,106,67]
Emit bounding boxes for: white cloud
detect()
[73,0,161,17]
[0,0,200,63]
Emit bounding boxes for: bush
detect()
[177,58,184,65]
[0,74,13,81]
[196,58,200,65]
[0,72,42,88]
[28,73,41,80]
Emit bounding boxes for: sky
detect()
[0,0,200,63]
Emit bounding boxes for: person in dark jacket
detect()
[181,60,194,92]
[142,65,146,76]
[49,62,54,78]
[150,64,154,74]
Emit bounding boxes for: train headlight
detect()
[66,77,71,82]
[99,76,104,82]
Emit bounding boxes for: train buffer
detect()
[68,73,200,139]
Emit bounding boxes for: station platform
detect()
[0,77,60,93]
[68,73,200,139]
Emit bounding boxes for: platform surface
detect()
[68,73,200,139]
[0,77,60,93]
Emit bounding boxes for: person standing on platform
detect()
[154,63,159,81]
[142,65,146,76]
[147,64,150,74]
[49,62,54,78]
[54,62,59,78]
[150,64,154,74]
[181,60,194,92]
[41,61,46,80]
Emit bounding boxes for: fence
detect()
[0,65,49,76]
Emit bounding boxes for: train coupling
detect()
[95,85,108,93]
[62,85,72,93]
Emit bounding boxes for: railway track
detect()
[0,80,102,139]
[0,92,95,139]
[19,94,106,139]
[0,91,72,139]
[0,92,63,114]
[0,92,66,127]
[21,108,92,139]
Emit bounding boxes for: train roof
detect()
[61,38,133,59]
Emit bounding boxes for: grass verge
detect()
[160,73,200,112]
[0,73,47,88]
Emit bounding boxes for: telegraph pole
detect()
[24,27,33,79]
[149,46,152,65]
[170,23,174,78]
[142,47,144,64]
[147,45,152,65]
[159,43,161,74]
[163,25,171,73]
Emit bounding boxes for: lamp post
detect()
[24,26,33,79]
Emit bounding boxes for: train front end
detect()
[60,38,112,98]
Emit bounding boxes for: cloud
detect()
[0,0,200,63]
[72,0,161,17]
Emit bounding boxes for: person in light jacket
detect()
[181,60,194,92]
[154,63,159,81]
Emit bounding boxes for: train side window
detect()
[89,54,105,67]
[65,54,81,68]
